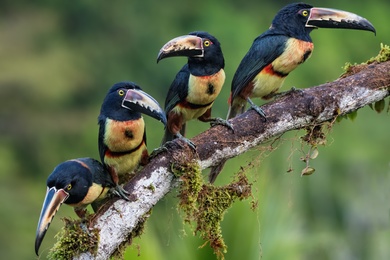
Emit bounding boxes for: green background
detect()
[1,0,389,259]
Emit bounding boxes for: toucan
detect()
[157,31,232,148]
[98,82,166,199]
[210,3,375,183]
[35,158,114,255]
[227,2,376,120]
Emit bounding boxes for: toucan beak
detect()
[122,88,167,125]
[157,35,204,62]
[35,187,69,255]
[306,7,376,34]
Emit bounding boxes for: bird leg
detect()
[271,87,303,99]
[207,117,234,132]
[107,168,130,201]
[149,146,168,158]
[198,108,234,132]
[175,132,196,150]
[150,132,195,158]
[247,97,267,120]
[112,185,131,201]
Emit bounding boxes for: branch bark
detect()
[75,61,390,259]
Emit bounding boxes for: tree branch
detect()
[75,60,390,259]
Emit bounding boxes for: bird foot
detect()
[247,98,266,121]
[175,132,196,150]
[210,117,235,133]
[149,146,168,158]
[273,87,303,99]
[112,184,130,201]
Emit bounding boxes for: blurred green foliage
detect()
[0,0,389,259]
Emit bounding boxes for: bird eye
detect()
[301,10,309,17]
[118,89,125,96]
[66,184,72,190]
[204,40,211,47]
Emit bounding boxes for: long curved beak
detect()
[122,88,167,126]
[306,7,376,34]
[35,187,69,255]
[157,35,204,62]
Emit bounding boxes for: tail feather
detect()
[227,102,246,119]
[209,159,227,183]
[161,128,175,145]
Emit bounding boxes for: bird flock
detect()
[35,2,376,256]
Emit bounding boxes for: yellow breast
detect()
[186,69,225,105]
[252,38,313,98]
[70,183,110,207]
[272,38,313,75]
[252,73,287,98]
[104,147,145,175]
[173,69,225,121]
[104,118,145,152]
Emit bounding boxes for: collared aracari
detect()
[157,31,232,148]
[227,2,376,119]
[35,158,114,255]
[98,82,166,199]
[209,3,375,184]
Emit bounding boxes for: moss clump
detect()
[340,44,390,118]
[48,217,99,260]
[176,160,252,259]
[175,161,203,223]
[366,43,390,63]
[342,43,390,77]
[195,173,252,259]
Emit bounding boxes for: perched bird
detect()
[157,31,232,148]
[227,2,376,120]
[35,158,114,255]
[210,3,376,184]
[98,82,166,199]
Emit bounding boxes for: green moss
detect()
[340,43,390,118]
[342,43,390,76]
[367,43,390,63]
[48,207,149,260]
[176,160,252,260]
[48,217,99,260]
[175,161,203,224]
[195,173,252,259]
[147,184,156,192]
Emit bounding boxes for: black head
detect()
[46,160,93,204]
[270,2,376,40]
[157,31,224,75]
[99,82,142,122]
[35,159,94,255]
[187,31,225,72]
[99,81,167,124]
[270,3,315,41]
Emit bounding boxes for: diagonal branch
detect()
[75,60,390,259]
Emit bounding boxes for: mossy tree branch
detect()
[74,60,390,259]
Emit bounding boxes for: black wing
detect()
[231,33,288,99]
[165,64,191,113]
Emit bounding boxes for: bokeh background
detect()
[1,0,389,259]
